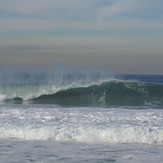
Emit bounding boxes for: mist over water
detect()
[0,67,115,103]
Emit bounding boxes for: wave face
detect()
[33,81,163,106]
[2,80,163,106]
[0,73,163,106]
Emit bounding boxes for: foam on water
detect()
[1,124,163,144]
[0,106,163,144]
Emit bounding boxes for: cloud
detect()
[0,2,163,55]
[97,0,140,20]
[0,0,162,34]
[0,17,162,35]
[0,0,95,20]
[0,19,62,32]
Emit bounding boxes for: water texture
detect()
[0,73,163,162]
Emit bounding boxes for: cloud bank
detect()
[0,0,163,74]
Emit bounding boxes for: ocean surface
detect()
[0,72,163,163]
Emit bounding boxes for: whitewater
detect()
[0,73,163,162]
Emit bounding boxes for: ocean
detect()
[0,72,163,163]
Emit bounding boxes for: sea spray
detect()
[0,72,115,102]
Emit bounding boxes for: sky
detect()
[0,0,163,74]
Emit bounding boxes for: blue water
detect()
[117,74,163,83]
[0,73,163,162]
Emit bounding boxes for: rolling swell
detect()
[31,81,163,106]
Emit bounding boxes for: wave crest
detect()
[3,80,163,106]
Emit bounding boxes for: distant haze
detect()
[0,0,163,74]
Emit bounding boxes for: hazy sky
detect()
[0,0,163,74]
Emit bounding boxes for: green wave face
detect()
[31,81,163,106]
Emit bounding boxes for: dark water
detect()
[1,74,163,107]
[30,81,163,106]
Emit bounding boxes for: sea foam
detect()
[0,106,162,144]
[0,124,163,144]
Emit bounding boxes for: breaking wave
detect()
[1,125,163,144]
[0,107,163,144]
[2,80,163,106]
